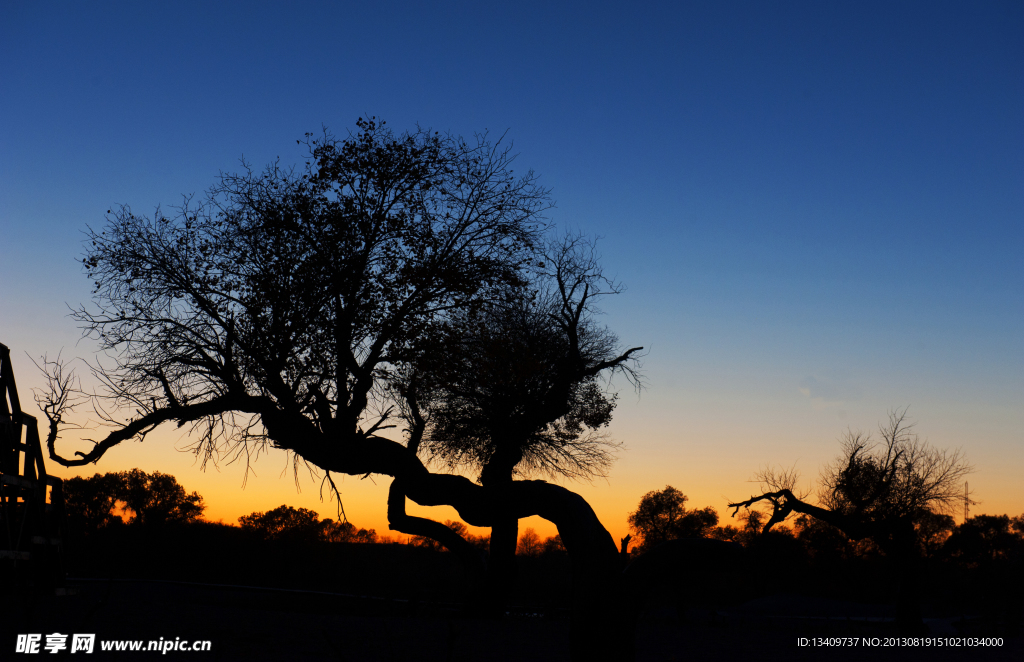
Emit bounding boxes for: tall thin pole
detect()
[964,482,969,521]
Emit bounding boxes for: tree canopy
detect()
[63,469,204,532]
[238,505,325,542]
[58,118,550,473]
[237,504,376,543]
[627,486,719,553]
[400,234,641,485]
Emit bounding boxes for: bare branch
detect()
[48,393,250,467]
[731,410,974,543]
[31,352,89,442]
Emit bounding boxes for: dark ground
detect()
[3,524,1019,660]
[3,579,1020,661]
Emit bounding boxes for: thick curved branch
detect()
[380,465,620,573]
[387,478,486,574]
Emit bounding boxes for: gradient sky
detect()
[2,1,1021,543]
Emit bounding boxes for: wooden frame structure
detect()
[0,342,66,592]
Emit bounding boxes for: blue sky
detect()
[1,1,1021,536]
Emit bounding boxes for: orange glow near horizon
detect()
[14,341,1022,551]
[38,418,1024,550]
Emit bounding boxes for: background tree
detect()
[627,486,719,554]
[942,514,1024,625]
[541,534,566,556]
[322,519,378,544]
[914,511,956,558]
[63,469,204,532]
[944,514,1022,565]
[238,505,325,542]
[517,527,543,557]
[63,473,123,535]
[117,468,205,525]
[728,410,972,631]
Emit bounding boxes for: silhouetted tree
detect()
[238,505,377,543]
[117,469,205,525]
[517,527,543,556]
[322,519,378,543]
[1013,514,1024,537]
[542,534,566,556]
[42,120,647,659]
[394,233,641,615]
[728,410,973,631]
[238,505,324,542]
[943,514,1024,626]
[63,473,122,535]
[405,235,639,484]
[944,514,1022,565]
[628,486,719,553]
[64,469,203,532]
[915,511,956,558]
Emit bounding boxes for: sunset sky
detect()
[2,1,1021,543]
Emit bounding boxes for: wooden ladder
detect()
[0,342,67,593]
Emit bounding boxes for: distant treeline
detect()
[626,485,1024,564]
[61,471,1022,622]
[63,470,567,552]
[625,486,1023,626]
